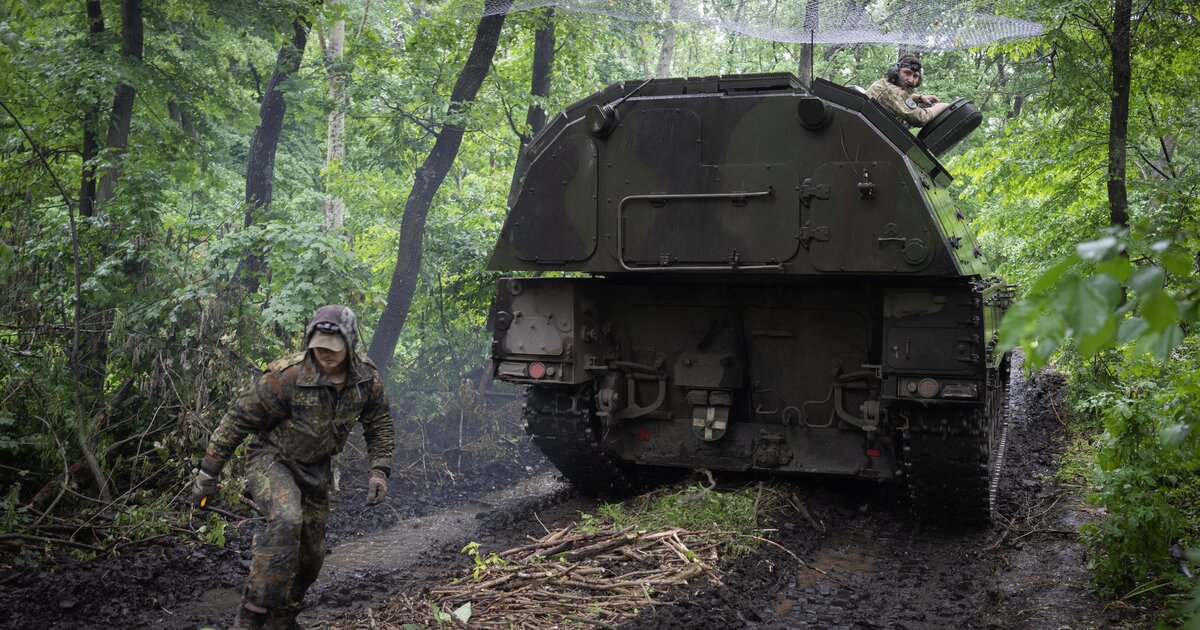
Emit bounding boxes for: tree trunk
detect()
[1106,0,1132,227]
[655,0,683,78]
[506,8,556,208]
[79,0,104,219]
[79,0,141,413]
[368,0,512,378]
[323,1,347,231]
[239,18,311,292]
[797,0,819,87]
[96,0,143,204]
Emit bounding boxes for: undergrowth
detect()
[1059,346,1200,623]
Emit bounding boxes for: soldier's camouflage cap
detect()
[308,331,346,352]
[305,305,359,354]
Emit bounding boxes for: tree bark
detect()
[323,1,347,231]
[797,0,819,87]
[506,8,556,208]
[79,0,104,219]
[239,18,311,292]
[96,0,143,204]
[1106,0,1132,227]
[655,0,684,78]
[368,0,512,378]
[79,0,141,415]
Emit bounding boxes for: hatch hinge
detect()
[798,223,830,248]
[799,178,830,207]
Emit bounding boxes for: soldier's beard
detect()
[312,348,349,377]
[318,358,347,375]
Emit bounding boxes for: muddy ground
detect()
[0,359,1142,629]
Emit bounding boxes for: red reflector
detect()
[866,449,881,457]
[528,362,546,379]
[636,428,653,441]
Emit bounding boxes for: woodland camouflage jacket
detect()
[202,305,394,490]
[865,78,937,127]
[202,351,394,489]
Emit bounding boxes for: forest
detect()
[1,0,1198,625]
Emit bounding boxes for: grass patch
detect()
[583,481,789,557]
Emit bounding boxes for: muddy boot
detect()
[263,604,301,630]
[230,603,269,630]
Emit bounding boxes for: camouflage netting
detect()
[447,0,1043,51]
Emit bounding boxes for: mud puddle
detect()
[791,530,877,591]
[319,472,565,576]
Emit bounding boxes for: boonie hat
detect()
[308,331,346,352]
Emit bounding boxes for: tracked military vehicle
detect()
[487,73,1011,525]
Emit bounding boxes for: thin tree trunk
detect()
[368,0,513,378]
[655,0,684,78]
[797,0,819,86]
[96,0,143,204]
[323,1,347,231]
[79,0,104,219]
[1106,0,1132,227]
[506,8,556,208]
[239,17,311,292]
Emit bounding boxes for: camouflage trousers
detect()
[244,455,331,612]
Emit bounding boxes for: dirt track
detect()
[0,358,1137,629]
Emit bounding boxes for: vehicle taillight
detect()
[528,362,547,379]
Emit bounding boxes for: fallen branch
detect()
[373,524,723,628]
[791,492,827,534]
[0,532,104,553]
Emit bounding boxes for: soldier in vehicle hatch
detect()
[866,55,950,127]
[191,305,395,629]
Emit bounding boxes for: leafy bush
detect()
[1070,350,1200,601]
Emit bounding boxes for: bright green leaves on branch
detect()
[999,230,1195,369]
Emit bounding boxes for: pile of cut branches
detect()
[366,524,727,629]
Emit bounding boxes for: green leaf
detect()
[1140,290,1177,330]
[1129,266,1165,296]
[1132,325,1183,361]
[1085,274,1124,311]
[997,300,1040,352]
[1095,255,1133,283]
[1029,337,1058,368]
[1077,317,1117,358]
[1117,317,1148,344]
[1062,274,1109,336]
[1076,236,1120,261]
[1180,301,1200,326]
[1029,256,1079,294]
[1160,249,1192,276]
[1159,423,1189,448]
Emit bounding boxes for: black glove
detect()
[191,469,219,509]
[366,469,388,506]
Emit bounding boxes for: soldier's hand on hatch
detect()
[366,469,388,506]
[191,469,219,509]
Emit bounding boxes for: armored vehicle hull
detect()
[488,74,1010,525]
